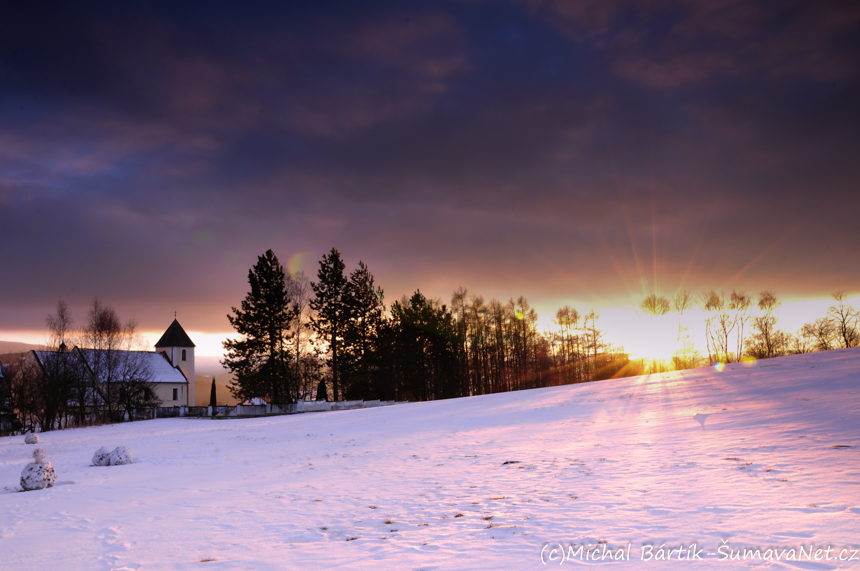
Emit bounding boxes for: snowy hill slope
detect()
[1,349,859,570]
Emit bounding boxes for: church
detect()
[26,319,197,408]
[153,319,197,407]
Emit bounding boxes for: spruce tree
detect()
[222,250,298,403]
[391,291,461,401]
[310,248,349,402]
[343,261,385,399]
[316,378,328,401]
[209,379,217,407]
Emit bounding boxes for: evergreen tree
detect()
[209,379,217,407]
[342,261,385,400]
[310,248,349,402]
[316,378,328,401]
[391,291,461,401]
[223,250,298,403]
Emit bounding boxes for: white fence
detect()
[140,399,402,419]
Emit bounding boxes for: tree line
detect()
[224,249,644,404]
[224,248,860,404]
[638,290,860,367]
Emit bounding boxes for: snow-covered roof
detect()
[141,351,188,384]
[31,350,81,372]
[76,348,188,385]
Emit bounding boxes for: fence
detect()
[133,399,401,420]
[3,399,404,434]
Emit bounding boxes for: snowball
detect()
[24,433,39,445]
[21,462,57,491]
[108,446,133,466]
[92,447,111,466]
[91,446,132,466]
[20,449,57,491]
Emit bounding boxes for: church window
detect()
[182,349,187,361]
[173,388,178,401]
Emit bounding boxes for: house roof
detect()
[75,348,188,384]
[154,319,196,348]
[31,349,81,373]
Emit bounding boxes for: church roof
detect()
[75,348,188,384]
[154,319,196,348]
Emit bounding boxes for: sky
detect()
[1,0,859,355]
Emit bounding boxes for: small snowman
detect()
[24,433,39,445]
[20,447,57,491]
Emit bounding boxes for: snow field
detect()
[1,348,859,570]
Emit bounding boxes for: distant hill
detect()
[195,355,230,377]
[0,340,42,354]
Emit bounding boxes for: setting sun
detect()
[620,313,680,362]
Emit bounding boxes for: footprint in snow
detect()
[693,413,708,429]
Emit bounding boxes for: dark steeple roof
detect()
[154,319,196,348]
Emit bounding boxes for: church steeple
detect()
[155,319,196,406]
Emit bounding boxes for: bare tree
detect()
[112,320,160,416]
[750,291,781,358]
[79,299,122,420]
[809,317,836,351]
[583,310,603,375]
[286,271,315,401]
[79,299,157,421]
[555,305,580,383]
[45,300,89,426]
[700,290,751,363]
[672,290,693,314]
[729,291,752,361]
[640,294,671,316]
[6,354,43,432]
[46,299,75,350]
[827,292,859,348]
[671,290,698,369]
[790,323,817,354]
[701,291,730,363]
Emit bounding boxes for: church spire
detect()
[154,319,196,348]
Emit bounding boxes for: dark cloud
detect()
[1,0,859,333]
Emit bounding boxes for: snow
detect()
[24,433,39,445]
[1,348,859,569]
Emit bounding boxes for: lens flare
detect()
[713,361,726,372]
[741,355,757,368]
[287,252,306,276]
